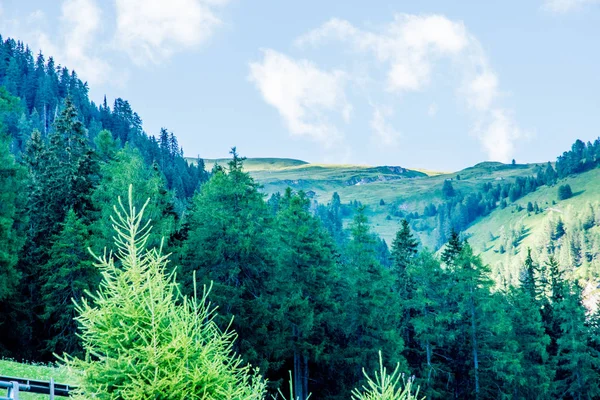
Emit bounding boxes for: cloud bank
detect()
[251,14,526,162]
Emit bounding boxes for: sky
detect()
[0,0,599,171]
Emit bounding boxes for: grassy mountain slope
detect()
[190,157,544,248]
[465,167,600,283]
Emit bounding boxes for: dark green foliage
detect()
[340,206,407,395]
[440,230,462,265]
[441,180,455,198]
[391,220,419,370]
[0,135,25,302]
[41,210,99,357]
[273,188,342,400]
[555,138,600,178]
[558,184,573,200]
[181,148,280,380]
[0,135,27,356]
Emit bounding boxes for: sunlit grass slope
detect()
[465,167,600,273]
[188,157,542,247]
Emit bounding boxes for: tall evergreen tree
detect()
[40,209,99,357]
[0,135,27,356]
[181,148,279,379]
[441,229,463,265]
[340,206,407,395]
[274,188,342,399]
[390,219,419,369]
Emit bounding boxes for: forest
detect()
[2,35,600,399]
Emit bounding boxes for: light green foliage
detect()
[93,129,119,162]
[351,352,422,400]
[61,186,266,400]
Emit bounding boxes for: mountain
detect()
[197,154,600,288]
[192,157,541,246]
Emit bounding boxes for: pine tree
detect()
[441,229,462,265]
[274,188,342,399]
[181,148,279,378]
[442,180,455,199]
[552,281,600,398]
[0,135,27,356]
[40,209,98,357]
[0,135,25,302]
[390,220,419,369]
[341,206,407,395]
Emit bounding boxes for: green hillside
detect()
[465,167,600,285]
[193,157,542,248]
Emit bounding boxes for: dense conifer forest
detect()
[2,35,600,399]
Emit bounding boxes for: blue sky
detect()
[1,0,599,171]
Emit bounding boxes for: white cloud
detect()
[295,14,526,161]
[11,0,114,85]
[114,0,229,65]
[464,70,499,111]
[0,1,112,86]
[297,15,469,93]
[248,49,351,147]
[58,0,111,85]
[370,105,401,146]
[475,109,523,163]
[542,0,599,12]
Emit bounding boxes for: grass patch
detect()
[0,359,76,399]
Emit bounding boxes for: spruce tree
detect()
[41,209,99,357]
[390,220,419,369]
[181,148,279,378]
[552,282,600,399]
[274,188,342,399]
[0,135,27,356]
[441,230,462,265]
[341,206,407,395]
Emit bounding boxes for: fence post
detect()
[7,381,19,399]
[49,378,54,400]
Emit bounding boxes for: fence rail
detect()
[0,376,75,399]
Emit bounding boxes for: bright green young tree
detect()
[61,186,266,400]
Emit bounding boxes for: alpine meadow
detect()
[1,1,600,399]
